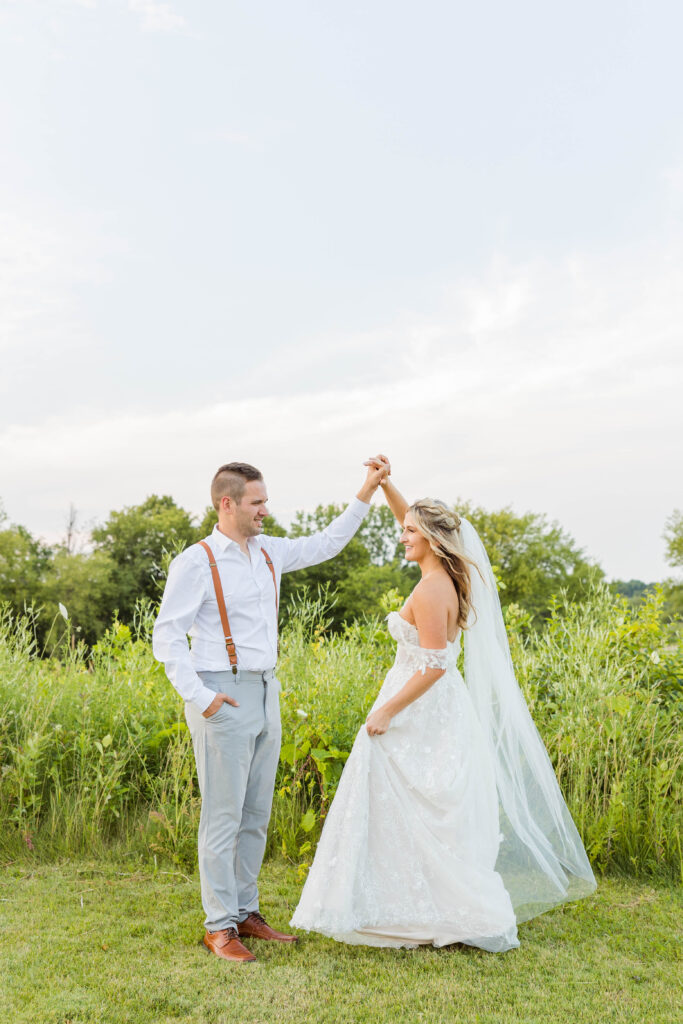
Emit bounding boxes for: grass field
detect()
[1,860,680,1024]
[1,589,681,1022]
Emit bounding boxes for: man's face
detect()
[234,479,269,537]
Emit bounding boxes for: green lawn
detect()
[1,860,680,1024]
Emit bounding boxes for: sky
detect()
[1,0,682,581]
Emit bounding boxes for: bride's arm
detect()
[364,454,409,526]
[365,581,448,735]
[379,477,410,527]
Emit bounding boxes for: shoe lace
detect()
[248,911,268,926]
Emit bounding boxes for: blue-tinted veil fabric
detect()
[460,518,596,921]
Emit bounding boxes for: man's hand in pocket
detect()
[202,693,240,718]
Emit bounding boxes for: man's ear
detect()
[220,495,233,514]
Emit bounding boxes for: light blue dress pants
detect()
[185,669,282,932]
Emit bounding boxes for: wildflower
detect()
[296,709,308,719]
[650,651,660,664]
[58,603,69,621]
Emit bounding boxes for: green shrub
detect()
[0,585,680,881]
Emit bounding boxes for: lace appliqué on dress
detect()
[386,611,452,675]
[405,646,449,674]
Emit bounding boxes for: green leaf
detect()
[606,695,632,717]
[299,808,317,833]
[279,743,296,766]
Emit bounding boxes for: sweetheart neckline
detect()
[397,611,416,628]
[391,610,460,646]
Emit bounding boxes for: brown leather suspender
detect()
[260,548,278,614]
[198,541,278,674]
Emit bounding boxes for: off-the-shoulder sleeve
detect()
[406,647,449,674]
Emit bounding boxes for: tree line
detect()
[0,496,680,647]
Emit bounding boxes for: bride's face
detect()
[400,512,430,562]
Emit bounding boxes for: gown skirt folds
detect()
[290,611,520,952]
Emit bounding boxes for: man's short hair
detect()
[211,462,263,511]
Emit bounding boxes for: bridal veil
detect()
[459,518,597,922]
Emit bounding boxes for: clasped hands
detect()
[364,451,394,737]
[363,453,391,489]
[357,453,391,504]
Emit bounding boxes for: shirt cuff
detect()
[349,496,371,518]
[194,685,218,714]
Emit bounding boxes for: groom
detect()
[153,459,384,963]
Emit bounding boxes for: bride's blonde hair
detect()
[408,499,479,631]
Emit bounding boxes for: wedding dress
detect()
[291,610,520,950]
[290,519,596,952]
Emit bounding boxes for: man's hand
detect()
[202,692,240,718]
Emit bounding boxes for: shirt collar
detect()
[210,525,261,554]
[210,524,235,552]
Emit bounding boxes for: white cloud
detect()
[59,1,188,33]
[0,206,100,359]
[1,241,681,582]
[0,347,679,581]
[249,241,683,406]
[127,0,186,34]
[198,129,255,147]
[0,200,117,410]
[662,160,683,203]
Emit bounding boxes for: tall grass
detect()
[508,587,681,878]
[0,586,680,881]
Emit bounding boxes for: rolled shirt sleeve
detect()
[152,553,217,714]
[278,497,370,573]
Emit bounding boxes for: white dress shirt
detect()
[153,497,370,713]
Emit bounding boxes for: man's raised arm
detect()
[278,461,387,573]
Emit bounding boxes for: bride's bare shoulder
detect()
[412,572,457,608]
[413,573,459,625]
[411,574,459,643]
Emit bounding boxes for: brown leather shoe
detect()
[203,927,257,963]
[237,911,298,943]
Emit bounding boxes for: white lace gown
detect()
[290,611,520,952]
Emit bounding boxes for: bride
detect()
[290,456,596,952]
